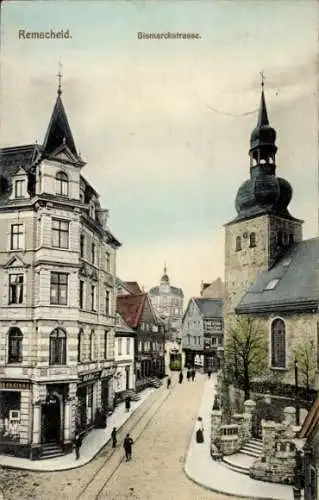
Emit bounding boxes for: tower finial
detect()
[164,261,167,274]
[57,61,63,96]
[260,70,265,89]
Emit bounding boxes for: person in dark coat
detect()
[123,433,134,461]
[111,427,117,448]
[178,371,184,384]
[125,396,131,412]
[186,369,191,381]
[191,368,196,381]
[207,368,212,379]
[195,417,204,443]
[74,432,83,460]
[167,376,171,389]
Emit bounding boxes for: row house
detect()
[116,282,165,391]
[181,298,224,372]
[113,312,135,397]
[0,80,120,460]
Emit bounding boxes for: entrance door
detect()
[42,394,61,443]
[125,367,130,390]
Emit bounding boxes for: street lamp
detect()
[294,358,300,426]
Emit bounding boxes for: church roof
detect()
[194,298,223,318]
[236,237,319,314]
[149,285,184,297]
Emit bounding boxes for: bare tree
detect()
[225,316,268,400]
[293,339,316,392]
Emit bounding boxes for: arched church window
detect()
[235,236,242,252]
[271,318,286,368]
[249,232,256,248]
[56,171,69,197]
[8,327,23,364]
[49,328,67,365]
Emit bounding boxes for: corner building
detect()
[0,82,120,459]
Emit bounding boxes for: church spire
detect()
[256,71,269,127]
[42,65,78,157]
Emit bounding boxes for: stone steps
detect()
[240,438,263,458]
[39,443,64,460]
[222,456,251,476]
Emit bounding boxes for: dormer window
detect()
[15,179,25,198]
[235,236,242,252]
[56,171,69,197]
[79,190,85,203]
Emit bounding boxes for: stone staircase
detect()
[222,439,263,476]
[39,443,64,460]
[240,438,263,458]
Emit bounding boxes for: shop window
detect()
[0,391,21,442]
[56,171,69,197]
[50,272,68,305]
[49,328,67,365]
[235,236,241,252]
[10,223,24,250]
[9,274,24,304]
[8,328,23,364]
[249,232,256,248]
[52,219,69,249]
[271,318,286,368]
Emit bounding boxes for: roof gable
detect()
[182,297,201,323]
[116,294,147,328]
[48,143,81,165]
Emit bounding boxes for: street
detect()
[0,372,249,500]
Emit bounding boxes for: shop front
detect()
[101,367,114,416]
[0,380,31,458]
[76,371,100,434]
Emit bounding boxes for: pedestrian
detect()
[111,427,117,448]
[186,369,191,381]
[167,376,171,389]
[191,368,196,381]
[207,368,212,379]
[74,432,83,460]
[195,417,204,443]
[179,371,184,384]
[123,433,134,461]
[125,395,131,412]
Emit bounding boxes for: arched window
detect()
[89,330,95,361]
[77,329,83,363]
[249,232,256,248]
[56,171,69,197]
[49,328,67,365]
[8,328,23,363]
[271,318,286,368]
[235,236,242,252]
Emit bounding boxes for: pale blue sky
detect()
[1,0,318,302]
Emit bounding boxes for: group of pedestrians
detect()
[74,427,134,462]
[178,367,196,384]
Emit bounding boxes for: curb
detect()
[0,388,158,473]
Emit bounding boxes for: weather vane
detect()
[57,61,63,95]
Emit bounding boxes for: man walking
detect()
[167,376,171,389]
[125,395,131,412]
[111,427,117,448]
[191,368,196,381]
[179,371,184,384]
[74,432,83,460]
[123,433,134,461]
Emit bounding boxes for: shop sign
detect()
[0,381,30,390]
[79,371,101,384]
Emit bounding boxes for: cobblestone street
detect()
[0,373,252,500]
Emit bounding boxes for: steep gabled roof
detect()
[299,395,319,440]
[236,237,319,314]
[124,282,143,294]
[42,93,77,157]
[116,294,147,328]
[194,298,223,318]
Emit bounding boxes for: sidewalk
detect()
[184,375,294,500]
[0,387,154,472]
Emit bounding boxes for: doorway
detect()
[42,394,61,443]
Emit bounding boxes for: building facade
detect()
[182,298,223,372]
[113,313,135,397]
[0,81,120,459]
[223,84,319,390]
[200,277,224,298]
[117,292,165,391]
[149,265,184,339]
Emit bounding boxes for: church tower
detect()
[224,80,303,325]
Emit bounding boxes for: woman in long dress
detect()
[195,417,204,443]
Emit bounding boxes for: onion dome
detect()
[160,263,170,284]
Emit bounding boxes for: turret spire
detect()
[57,61,63,96]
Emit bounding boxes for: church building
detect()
[0,75,120,460]
[224,81,319,390]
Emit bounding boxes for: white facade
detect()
[113,333,135,394]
